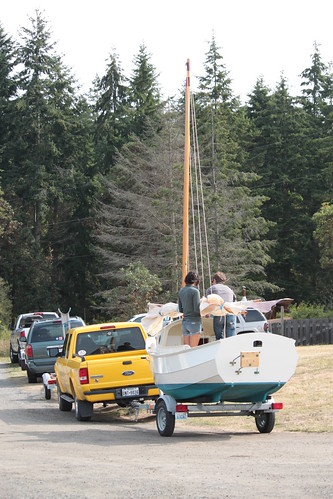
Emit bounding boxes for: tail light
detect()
[264,322,269,332]
[272,402,283,410]
[79,367,89,385]
[26,344,33,358]
[176,404,188,412]
[20,330,26,339]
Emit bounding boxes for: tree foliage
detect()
[0,16,332,320]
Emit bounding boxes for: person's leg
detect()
[189,333,200,347]
[213,316,224,340]
[226,315,236,337]
[183,335,191,346]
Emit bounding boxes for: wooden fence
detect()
[270,318,333,345]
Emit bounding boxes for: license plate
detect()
[176,412,188,420]
[122,387,139,397]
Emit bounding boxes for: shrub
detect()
[290,302,333,319]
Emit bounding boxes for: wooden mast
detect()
[182,59,191,287]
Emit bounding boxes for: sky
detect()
[1,0,332,103]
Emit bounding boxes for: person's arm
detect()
[178,295,183,313]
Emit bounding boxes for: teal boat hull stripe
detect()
[158,381,285,403]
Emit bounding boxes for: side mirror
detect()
[9,323,14,330]
[20,336,27,343]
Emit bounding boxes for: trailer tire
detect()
[155,399,175,437]
[44,385,51,400]
[255,411,275,433]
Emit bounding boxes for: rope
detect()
[190,93,212,293]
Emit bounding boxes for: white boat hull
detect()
[147,330,297,403]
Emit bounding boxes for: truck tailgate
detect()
[86,351,153,390]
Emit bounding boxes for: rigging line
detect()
[190,95,205,294]
[191,93,212,288]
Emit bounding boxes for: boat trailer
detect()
[153,394,283,437]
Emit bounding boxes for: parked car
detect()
[21,317,85,383]
[236,307,269,334]
[18,314,45,370]
[9,312,59,363]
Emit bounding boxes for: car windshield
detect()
[244,309,265,323]
[76,327,145,356]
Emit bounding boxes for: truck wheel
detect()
[155,399,175,437]
[27,368,37,383]
[44,385,51,400]
[10,345,18,364]
[57,386,72,412]
[255,411,275,433]
[74,394,93,422]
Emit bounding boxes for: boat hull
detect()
[148,332,297,403]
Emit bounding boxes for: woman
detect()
[178,271,201,347]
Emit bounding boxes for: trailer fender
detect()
[156,394,177,415]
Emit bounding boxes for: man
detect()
[206,271,236,340]
[178,271,201,348]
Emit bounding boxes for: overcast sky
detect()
[1,0,332,102]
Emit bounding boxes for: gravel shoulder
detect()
[0,360,332,498]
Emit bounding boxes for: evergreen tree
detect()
[1,11,97,318]
[129,43,162,139]
[0,23,17,188]
[195,36,274,297]
[248,75,318,301]
[93,51,129,174]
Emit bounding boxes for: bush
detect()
[0,277,12,336]
[290,302,333,319]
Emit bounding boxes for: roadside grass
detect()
[0,330,10,357]
[0,343,332,432]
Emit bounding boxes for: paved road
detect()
[0,360,332,498]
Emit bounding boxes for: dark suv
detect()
[22,317,85,383]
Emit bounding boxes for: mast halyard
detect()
[182,59,191,287]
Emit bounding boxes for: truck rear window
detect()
[76,327,145,356]
[30,324,64,343]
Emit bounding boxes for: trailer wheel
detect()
[57,386,72,412]
[74,394,93,422]
[155,399,175,437]
[44,385,51,400]
[255,411,275,433]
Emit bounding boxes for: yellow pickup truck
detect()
[55,322,159,421]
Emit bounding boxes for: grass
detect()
[0,341,332,432]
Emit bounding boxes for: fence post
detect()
[280,306,284,336]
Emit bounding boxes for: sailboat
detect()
[143,60,297,430]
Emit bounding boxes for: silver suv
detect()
[9,312,59,363]
[236,307,269,334]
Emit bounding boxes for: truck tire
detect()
[74,393,93,422]
[27,368,37,383]
[155,399,175,437]
[255,411,275,433]
[57,386,72,412]
[10,345,18,364]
